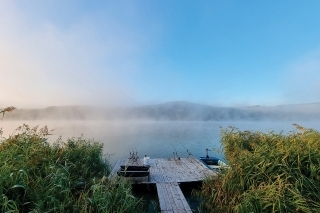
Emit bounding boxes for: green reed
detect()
[0,124,142,213]
[197,124,320,213]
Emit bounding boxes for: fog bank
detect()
[4,101,320,121]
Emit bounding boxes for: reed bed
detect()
[197,124,320,213]
[0,124,142,213]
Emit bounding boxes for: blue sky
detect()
[1,1,320,108]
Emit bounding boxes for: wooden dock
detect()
[156,182,192,213]
[110,157,216,212]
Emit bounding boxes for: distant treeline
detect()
[5,101,320,121]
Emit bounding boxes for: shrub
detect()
[198,124,320,213]
[0,124,142,213]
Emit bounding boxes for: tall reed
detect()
[198,124,320,213]
[0,106,16,119]
[0,124,142,213]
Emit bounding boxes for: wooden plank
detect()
[157,183,167,211]
[156,182,192,213]
[170,183,183,211]
[157,183,171,211]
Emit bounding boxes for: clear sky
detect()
[1,1,320,108]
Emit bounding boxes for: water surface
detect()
[1,120,319,165]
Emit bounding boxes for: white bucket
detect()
[143,156,150,165]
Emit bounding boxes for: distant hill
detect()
[4,101,320,121]
[129,101,254,121]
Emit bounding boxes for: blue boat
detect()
[200,149,228,172]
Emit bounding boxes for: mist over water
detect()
[1,120,320,165]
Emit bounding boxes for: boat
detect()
[200,149,228,172]
[117,165,150,178]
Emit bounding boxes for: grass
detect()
[197,124,320,213]
[0,124,143,213]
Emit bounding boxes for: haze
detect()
[1,1,320,109]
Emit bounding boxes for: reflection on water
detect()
[132,184,160,213]
[1,120,320,165]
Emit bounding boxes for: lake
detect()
[1,120,320,165]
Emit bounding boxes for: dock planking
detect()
[156,182,193,213]
[110,157,216,212]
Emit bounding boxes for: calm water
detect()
[1,120,320,165]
